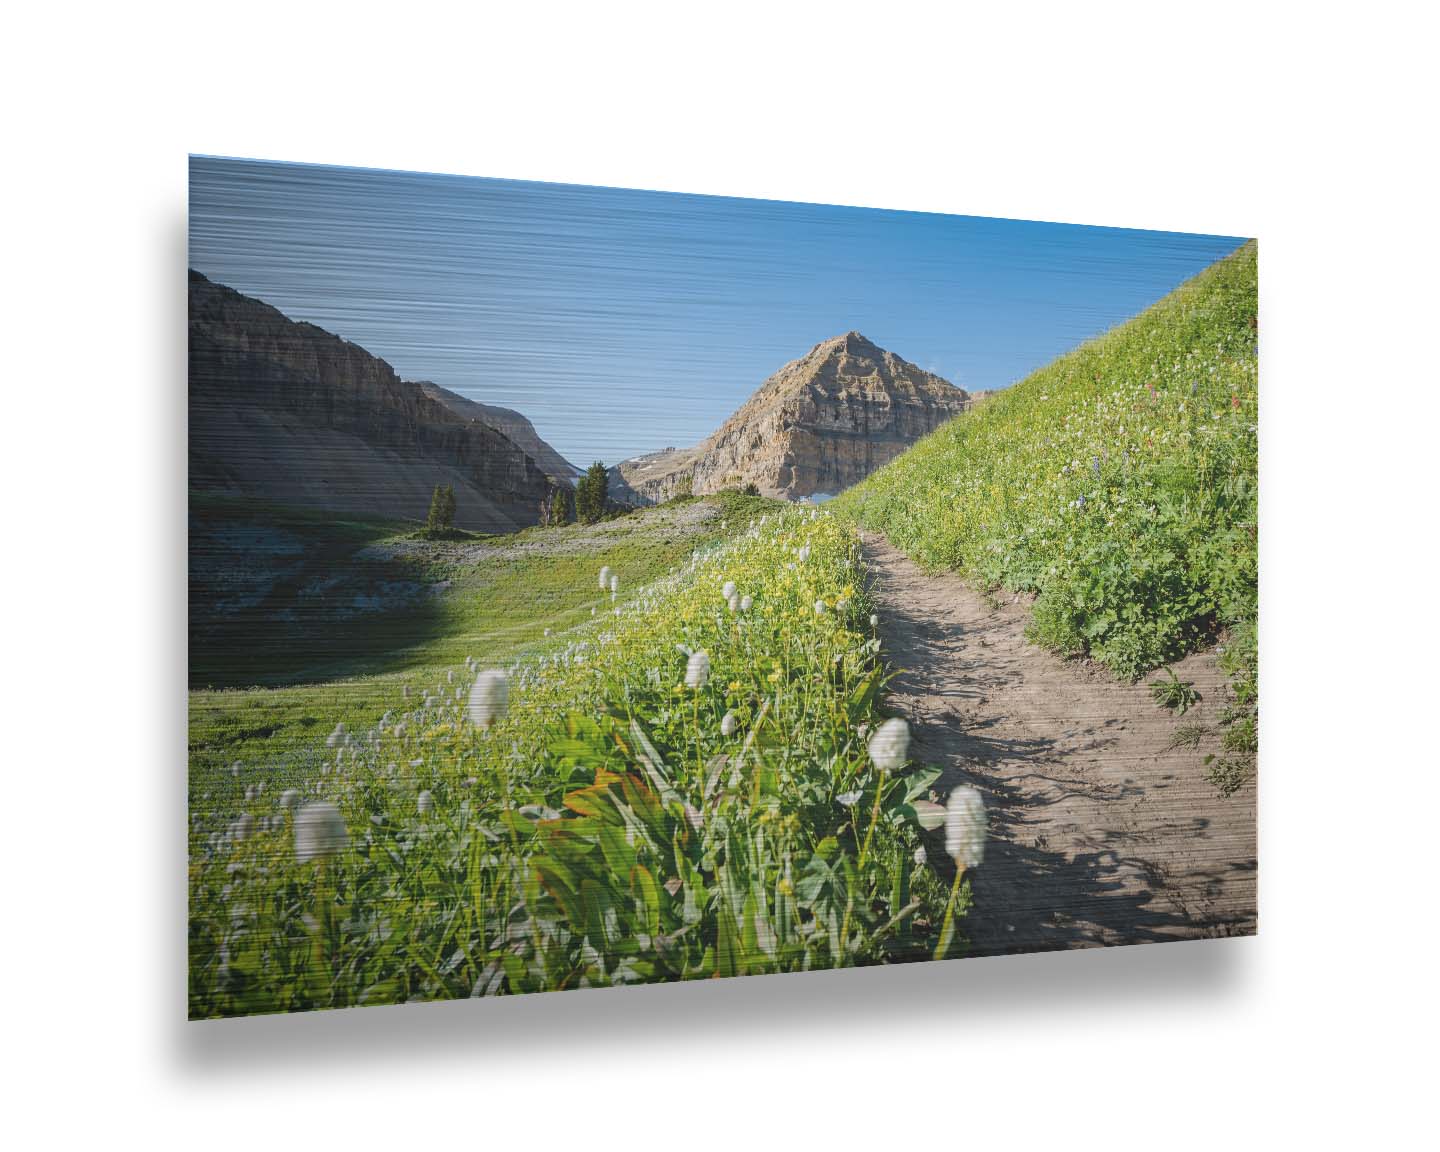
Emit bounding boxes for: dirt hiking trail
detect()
[863,533,1257,956]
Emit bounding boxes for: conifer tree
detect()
[575,462,608,524]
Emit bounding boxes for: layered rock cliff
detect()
[189,271,559,532]
[614,332,970,503]
[418,382,579,484]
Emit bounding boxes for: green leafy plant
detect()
[1150,668,1200,714]
[1210,621,1257,796]
[1205,756,1250,798]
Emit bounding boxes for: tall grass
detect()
[189,507,960,1017]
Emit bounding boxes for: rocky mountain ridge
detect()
[613,331,971,503]
[189,271,560,532]
[418,382,579,483]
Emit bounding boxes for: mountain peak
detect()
[816,330,881,356]
[616,332,970,503]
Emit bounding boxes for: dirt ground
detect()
[862,533,1257,956]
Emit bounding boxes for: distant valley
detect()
[190,275,974,529]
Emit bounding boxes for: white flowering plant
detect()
[188,502,966,1016]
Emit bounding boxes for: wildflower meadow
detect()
[189,504,980,1016]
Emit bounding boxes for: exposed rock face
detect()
[418,382,579,483]
[615,332,970,503]
[189,271,559,532]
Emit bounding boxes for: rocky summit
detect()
[189,271,562,532]
[613,332,971,503]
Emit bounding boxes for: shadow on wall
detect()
[173,936,1251,1076]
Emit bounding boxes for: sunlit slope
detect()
[835,241,1257,678]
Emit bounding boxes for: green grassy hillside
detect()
[836,241,1257,682]
[190,495,770,775]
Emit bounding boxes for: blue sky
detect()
[189,156,1248,468]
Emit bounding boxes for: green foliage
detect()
[541,486,573,527]
[1150,668,1200,714]
[834,242,1257,686]
[424,484,457,536]
[742,482,760,497]
[1209,620,1257,795]
[1165,724,1209,751]
[189,506,963,1015]
[1205,756,1251,798]
[576,462,609,524]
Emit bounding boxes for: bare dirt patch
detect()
[863,533,1256,956]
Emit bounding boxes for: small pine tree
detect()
[426,484,457,534]
[426,484,446,533]
[540,486,572,527]
[576,462,608,524]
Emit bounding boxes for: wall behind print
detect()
[7,2,1436,1150]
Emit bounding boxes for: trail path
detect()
[863,533,1256,955]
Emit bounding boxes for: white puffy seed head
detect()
[685,650,711,690]
[294,802,348,863]
[944,787,988,869]
[468,668,510,729]
[867,717,910,774]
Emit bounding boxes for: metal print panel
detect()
[188,156,1257,1018]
